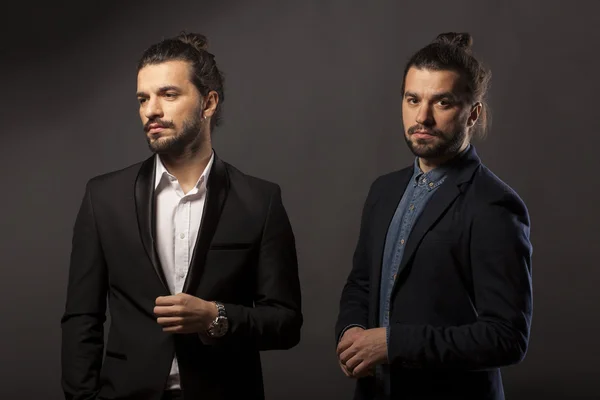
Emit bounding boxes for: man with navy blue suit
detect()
[335,32,533,400]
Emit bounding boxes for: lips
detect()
[146,124,167,134]
[412,131,436,139]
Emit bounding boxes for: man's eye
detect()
[138,98,147,104]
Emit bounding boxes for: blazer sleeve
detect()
[335,180,378,343]
[388,194,533,370]
[61,180,108,399]
[220,185,303,350]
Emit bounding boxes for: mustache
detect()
[144,119,175,132]
[407,124,443,136]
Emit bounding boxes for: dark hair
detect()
[402,32,491,138]
[137,32,225,131]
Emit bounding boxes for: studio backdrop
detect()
[2,0,598,399]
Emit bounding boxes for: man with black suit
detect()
[61,32,302,400]
[335,32,533,400]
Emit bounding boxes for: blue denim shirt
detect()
[377,155,451,395]
[378,158,450,326]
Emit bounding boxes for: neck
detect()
[418,142,469,173]
[159,141,213,191]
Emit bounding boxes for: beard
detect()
[404,124,467,160]
[145,110,204,157]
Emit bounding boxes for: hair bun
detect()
[177,32,209,52]
[433,32,473,53]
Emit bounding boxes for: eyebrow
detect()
[404,91,459,102]
[136,85,182,97]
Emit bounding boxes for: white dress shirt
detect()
[154,152,214,390]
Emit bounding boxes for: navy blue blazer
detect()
[336,146,533,400]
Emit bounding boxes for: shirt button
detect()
[409,204,415,211]
[429,182,434,187]
[180,233,185,239]
[400,239,405,244]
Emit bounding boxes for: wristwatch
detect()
[206,301,229,338]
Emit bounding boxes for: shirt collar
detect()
[412,144,471,188]
[154,151,215,191]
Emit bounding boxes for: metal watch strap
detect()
[207,301,228,337]
[214,301,226,319]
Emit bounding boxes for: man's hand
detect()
[338,327,388,378]
[337,327,367,378]
[154,293,218,334]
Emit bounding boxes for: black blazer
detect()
[336,146,533,400]
[61,152,302,400]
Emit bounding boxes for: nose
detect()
[415,104,434,127]
[144,96,163,120]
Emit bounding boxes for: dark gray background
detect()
[2,0,599,399]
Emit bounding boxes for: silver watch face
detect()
[209,316,229,337]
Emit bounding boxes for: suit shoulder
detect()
[471,164,528,215]
[87,160,146,189]
[224,162,280,195]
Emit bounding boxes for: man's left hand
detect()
[337,327,388,377]
[154,293,218,333]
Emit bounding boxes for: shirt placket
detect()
[174,196,191,294]
[385,187,419,324]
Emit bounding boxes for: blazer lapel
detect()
[390,146,482,298]
[369,168,412,326]
[182,153,230,294]
[134,155,169,292]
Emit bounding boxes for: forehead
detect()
[404,67,465,96]
[137,60,193,91]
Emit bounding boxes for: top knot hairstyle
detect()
[402,32,491,137]
[434,32,473,53]
[137,32,225,130]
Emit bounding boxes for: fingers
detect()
[153,305,185,317]
[352,361,372,378]
[155,293,191,306]
[154,295,205,335]
[340,354,373,379]
[339,346,356,365]
[156,317,183,327]
[337,329,379,379]
[339,348,361,378]
[155,295,180,306]
[339,360,353,378]
[156,316,198,334]
[337,328,364,355]
[345,354,362,371]
[337,338,353,356]
[338,342,357,378]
